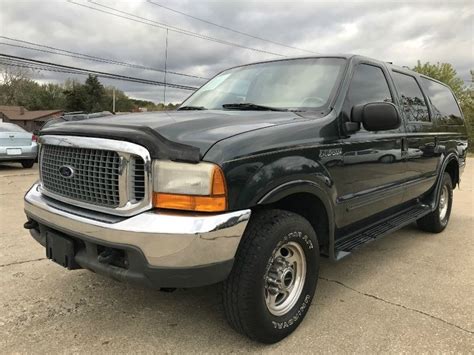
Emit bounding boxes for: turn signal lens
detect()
[153,193,227,212]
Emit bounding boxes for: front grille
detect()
[41,145,121,207]
[130,157,145,202]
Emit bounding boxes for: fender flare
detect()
[257,180,337,260]
[431,153,459,211]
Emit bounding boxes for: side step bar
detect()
[334,204,431,260]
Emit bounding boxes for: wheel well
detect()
[262,193,330,253]
[445,159,459,188]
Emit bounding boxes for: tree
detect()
[413,61,473,151]
[102,86,133,112]
[38,83,66,110]
[0,65,42,108]
[413,61,465,99]
[64,80,87,112]
[83,75,106,112]
[0,66,179,113]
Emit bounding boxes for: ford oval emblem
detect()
[59,165,75,179]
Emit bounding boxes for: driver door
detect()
[337,61,407,227]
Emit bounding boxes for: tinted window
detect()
[0,123,26,133]
[421,78,463,124]
[348,64,392,106]
[392,72,429,122]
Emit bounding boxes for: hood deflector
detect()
[39,123,201,163]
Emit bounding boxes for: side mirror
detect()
[351,102,401,131]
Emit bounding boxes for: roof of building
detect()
[0,105,63,121]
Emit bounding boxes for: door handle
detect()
[401,137,408,151]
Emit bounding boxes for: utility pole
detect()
[163,29,169,107]
[112,88,116,113]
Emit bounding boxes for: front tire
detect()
[222,210,319,343]
[417,172,453,233]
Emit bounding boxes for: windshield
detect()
[182,58,346,111]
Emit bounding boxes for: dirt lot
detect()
[0,161,473,353]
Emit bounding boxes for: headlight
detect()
[152,160,227,212]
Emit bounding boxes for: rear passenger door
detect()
[390,71,440,202]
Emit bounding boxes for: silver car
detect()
[0,123,38,168]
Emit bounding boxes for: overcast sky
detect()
[1,0,472,104]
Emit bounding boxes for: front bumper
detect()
[24,183,251,288]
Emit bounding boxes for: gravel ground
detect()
[0,161,473,353]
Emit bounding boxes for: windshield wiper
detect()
[177,106,207,110]
[222,103,288,112]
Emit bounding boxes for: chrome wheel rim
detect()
[264,241,306,316]
[439,185,449,221]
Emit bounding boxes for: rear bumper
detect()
[0,144,37,161]
[24,184,251,288]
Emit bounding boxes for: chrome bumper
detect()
[24,183,251,268]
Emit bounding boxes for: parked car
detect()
[24,55,468,343]
[0,123,37,168]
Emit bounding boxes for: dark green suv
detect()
[24,55,468,343]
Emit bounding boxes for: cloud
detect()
[0,0,472,103]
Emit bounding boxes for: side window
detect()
[391,72,430,122]
[348,64,392,106]
[420,78,463,124]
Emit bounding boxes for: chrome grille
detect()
[130,157,145,202]
[38,135,151,217]
[41,144,121,207]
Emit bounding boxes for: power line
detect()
[0,36,209,80]
[0,55,197,91]
[0,58,197,92]
[0,54,198,91]
[146,0,318,55]
[68,0,287,58]
[0,60,90,75]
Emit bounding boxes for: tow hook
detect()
[98,248,122,264]
[159,288,177,293]
[24,219,39,230]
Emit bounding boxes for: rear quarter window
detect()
[420,78,463,125]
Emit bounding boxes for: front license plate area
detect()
[46,232,80,269]
[7,148,22,155]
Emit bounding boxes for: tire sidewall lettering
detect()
[271,294,311,329]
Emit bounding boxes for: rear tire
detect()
[222,209,319,343]
[417,172,453,233]
[21,160,35,168]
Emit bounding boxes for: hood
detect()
[41,110,304,161]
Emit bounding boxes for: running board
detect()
[334,204,431,260]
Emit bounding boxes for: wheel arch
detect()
[431,153,460,211]
[256,180,335,258]
[445,158,459,187]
